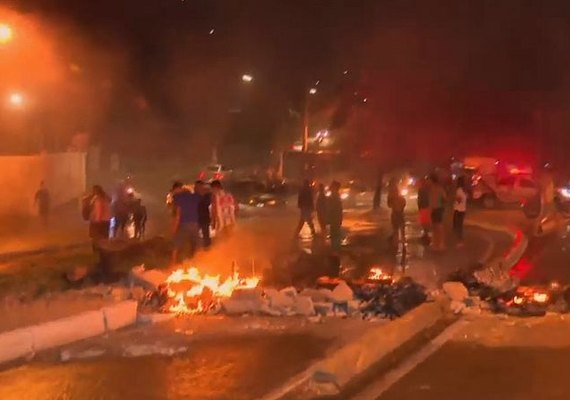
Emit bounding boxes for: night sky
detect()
[4,0,570,164]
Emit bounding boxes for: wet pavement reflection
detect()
[0,334,329,400]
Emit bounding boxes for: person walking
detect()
[387,178,406,247]
[417,176,431,245]
[195,180,212,248]
[132,197,147,240]
[316,183,328,235]
[171,181,200,264]
[327,181,343,252]
[295,179,316,238]
[453,176,468,246]
[429,173,447,251]
[372,172,383,210]
[89,185,111,249]
[34,181,51,225]
[210,180,237,237]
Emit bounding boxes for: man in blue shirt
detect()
[171,181,200,264]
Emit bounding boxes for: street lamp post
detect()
[302,87,317,152]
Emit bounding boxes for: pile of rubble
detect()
[443,272,570,317]
[131,265,428,320]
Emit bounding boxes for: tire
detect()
[482,194,496,209]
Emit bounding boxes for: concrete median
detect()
[102,300,138,331]
[261,300,449,400]
[30,310,106,352]
[0,328,35,364]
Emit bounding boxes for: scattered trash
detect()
[122,343,188,357]
[60,348,106,362]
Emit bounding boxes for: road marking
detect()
[350,319,470,400]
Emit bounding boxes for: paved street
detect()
[357,314,570,400]
[513,220,570,285]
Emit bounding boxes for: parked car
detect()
[473,174,539,208]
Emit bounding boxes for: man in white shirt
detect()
[453,176,468,246]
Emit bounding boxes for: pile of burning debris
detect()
[443,270,570,317]
[133,265,428,319]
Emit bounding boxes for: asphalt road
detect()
[512,220,570,285]
[0,334,329,400]
[360,315,570,400]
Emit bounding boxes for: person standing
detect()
[89,185,111,248]
[327,181,343,252]
[453,176,468,246]
[34,181,51,225]
[210,180,237,237]
[417,176,431,245]
[295,179,316,238]
[171,181,200,264]
[195,180,212,248]
[316,183,328,235]
[387,178,406,247]
[372,172,383,210]
[429,173,447,251]
[132,198,147,240]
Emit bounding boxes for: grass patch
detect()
[0,249,96,298]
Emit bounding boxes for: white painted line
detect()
[350,319,470,400]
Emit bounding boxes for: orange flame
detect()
[165,267,260,314]
[368,267,392,281]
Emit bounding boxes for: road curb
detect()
[260,300,448,400]
[0,300,138,366]
[465,220,528,270]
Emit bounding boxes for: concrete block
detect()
[442,281,468,302]
[222,298,266,315]
[130,266,168,290]
[31,310,106,352]
[300,288,330,303]
[0,328,34,364]
[330,281,353,303]
[265,288,294,311]
[294,296,315,316]
[102,300,138,331]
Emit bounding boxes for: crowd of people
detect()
[390,173,469,251]
[82,178,237,265]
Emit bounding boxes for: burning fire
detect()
[368,267,392,282]
[165,267,260,314]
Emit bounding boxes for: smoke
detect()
[0,6,129,154]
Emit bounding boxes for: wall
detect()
[0,152,86,216]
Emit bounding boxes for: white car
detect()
[473,174,539,208]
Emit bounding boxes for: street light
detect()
[0,23,13,44]
[8,92,24,108]
[241,74,253,83]
[303,87,318,152]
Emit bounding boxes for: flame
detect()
[368,267,392,281]
[164,267,260,314]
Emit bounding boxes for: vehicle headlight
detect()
[340,192,350,200]
[560,188,570,199]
